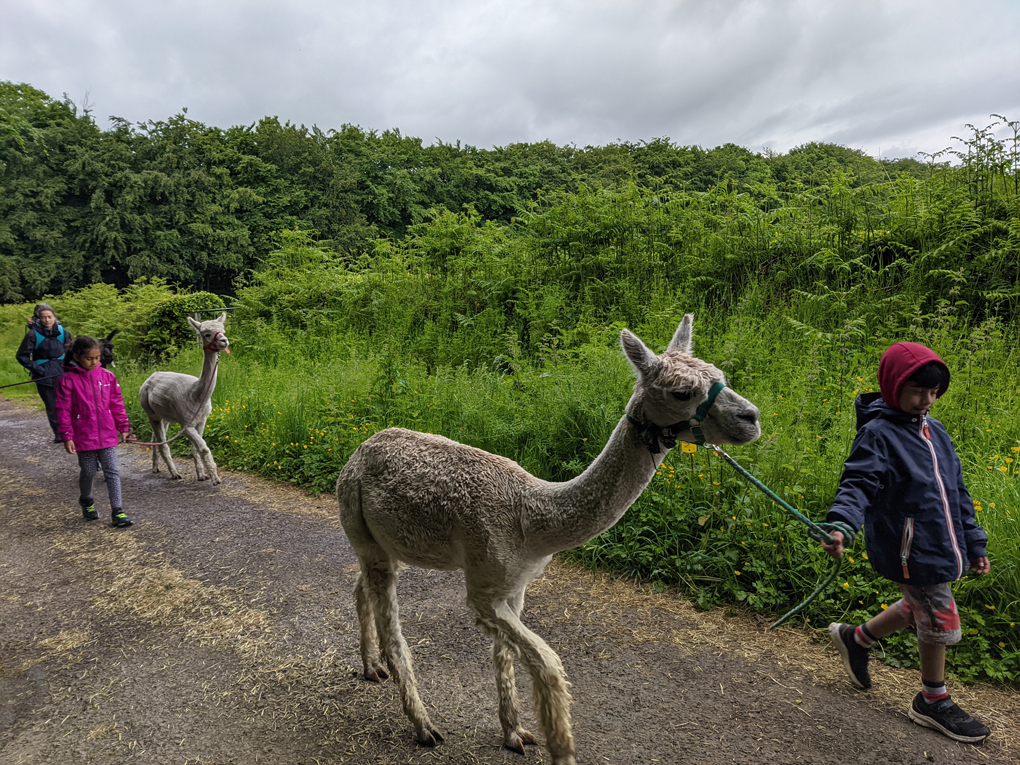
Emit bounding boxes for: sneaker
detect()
[828,622,871,689]
[111,510,133,528]
[79,497,99,521]
[908,693,990,743]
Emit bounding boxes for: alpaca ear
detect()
[188,317,201,331]
[620,329,659,377]
[666,313,694,354]
[218,311,228,324]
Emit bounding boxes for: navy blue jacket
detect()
[16,320,71,388]
[827,393,987,585]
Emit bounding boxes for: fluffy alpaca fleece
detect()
[337,314,761,765]
[139,314,229,485]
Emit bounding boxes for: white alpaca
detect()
[139,313,229,485]
[336,314,761,765]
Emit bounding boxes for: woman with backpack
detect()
[16,303,73,442]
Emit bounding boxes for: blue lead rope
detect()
[706,443,857,629]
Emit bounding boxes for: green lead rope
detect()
[706,444,858,629]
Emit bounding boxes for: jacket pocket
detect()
[900,516,915,580]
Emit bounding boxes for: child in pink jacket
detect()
[55,336,133,527]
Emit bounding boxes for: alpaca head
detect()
[188,312,230,354]
[99,329,120,368]
[621,314,760,446]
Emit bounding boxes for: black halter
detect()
[626,382,727,454]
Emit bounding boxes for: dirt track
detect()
[2,395,1018,765]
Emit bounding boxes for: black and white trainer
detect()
[828,622,871,689]
[908,693,990,743]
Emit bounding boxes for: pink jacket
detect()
[55,363,131,450]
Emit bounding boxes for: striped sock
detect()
[854,624,876,649]
[922,680,949,703]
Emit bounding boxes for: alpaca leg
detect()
[493,588,538,754]
[340,473,388,682]
[152,421,182,479]
[354,572,388,682]
[148,420,161,474]
[196,417,221,484]
[365,562,443,746]
[470,594,575,765]
[193,415,218,483]
[185,429,209,481]
[184,426,220,485]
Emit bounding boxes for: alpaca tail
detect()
[337,450,378,550]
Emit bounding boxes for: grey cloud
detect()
[2,0,1018,157]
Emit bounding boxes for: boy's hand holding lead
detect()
[821,529,844,559]
[970,557,990,575]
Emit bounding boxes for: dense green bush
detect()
[3,114,1018,684]
[138,292,226,362]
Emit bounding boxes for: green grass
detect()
[5,283,1019,684]
[3,135,1019,683]
[95,306,1020,683]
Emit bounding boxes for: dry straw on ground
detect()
[13,444,1019,760]
[532,558,1020,757]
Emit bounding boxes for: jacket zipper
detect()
[900,517,914,579]
[920,415,966,579]
[91,373,102,444]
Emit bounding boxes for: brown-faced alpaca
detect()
[139,313,229,485]
[337,315,761,765]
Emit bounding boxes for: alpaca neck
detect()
[191,349,219,402]
[530,395,665,555]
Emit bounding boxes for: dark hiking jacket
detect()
[16,320,71,388]
[826,344,987,585]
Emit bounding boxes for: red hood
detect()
[878,342,949,409]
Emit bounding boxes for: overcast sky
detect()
[2,0,1018,159]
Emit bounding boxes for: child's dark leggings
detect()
[78,447,122,509]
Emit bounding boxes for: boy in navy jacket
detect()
[822,342,990,743]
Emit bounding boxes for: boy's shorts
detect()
[892,582,961,645]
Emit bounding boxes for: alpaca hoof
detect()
[416,726,444,747]
[171,474,183,480]
[504,728,538,755]
[197,475,208,481]
[211,477,221,486]
[365,667,388,683]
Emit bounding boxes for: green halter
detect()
[689,381,727,445]
[627,381,728,453]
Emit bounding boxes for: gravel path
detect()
[2,395,1017,765]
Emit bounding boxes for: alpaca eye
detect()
[671,390,693,401]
